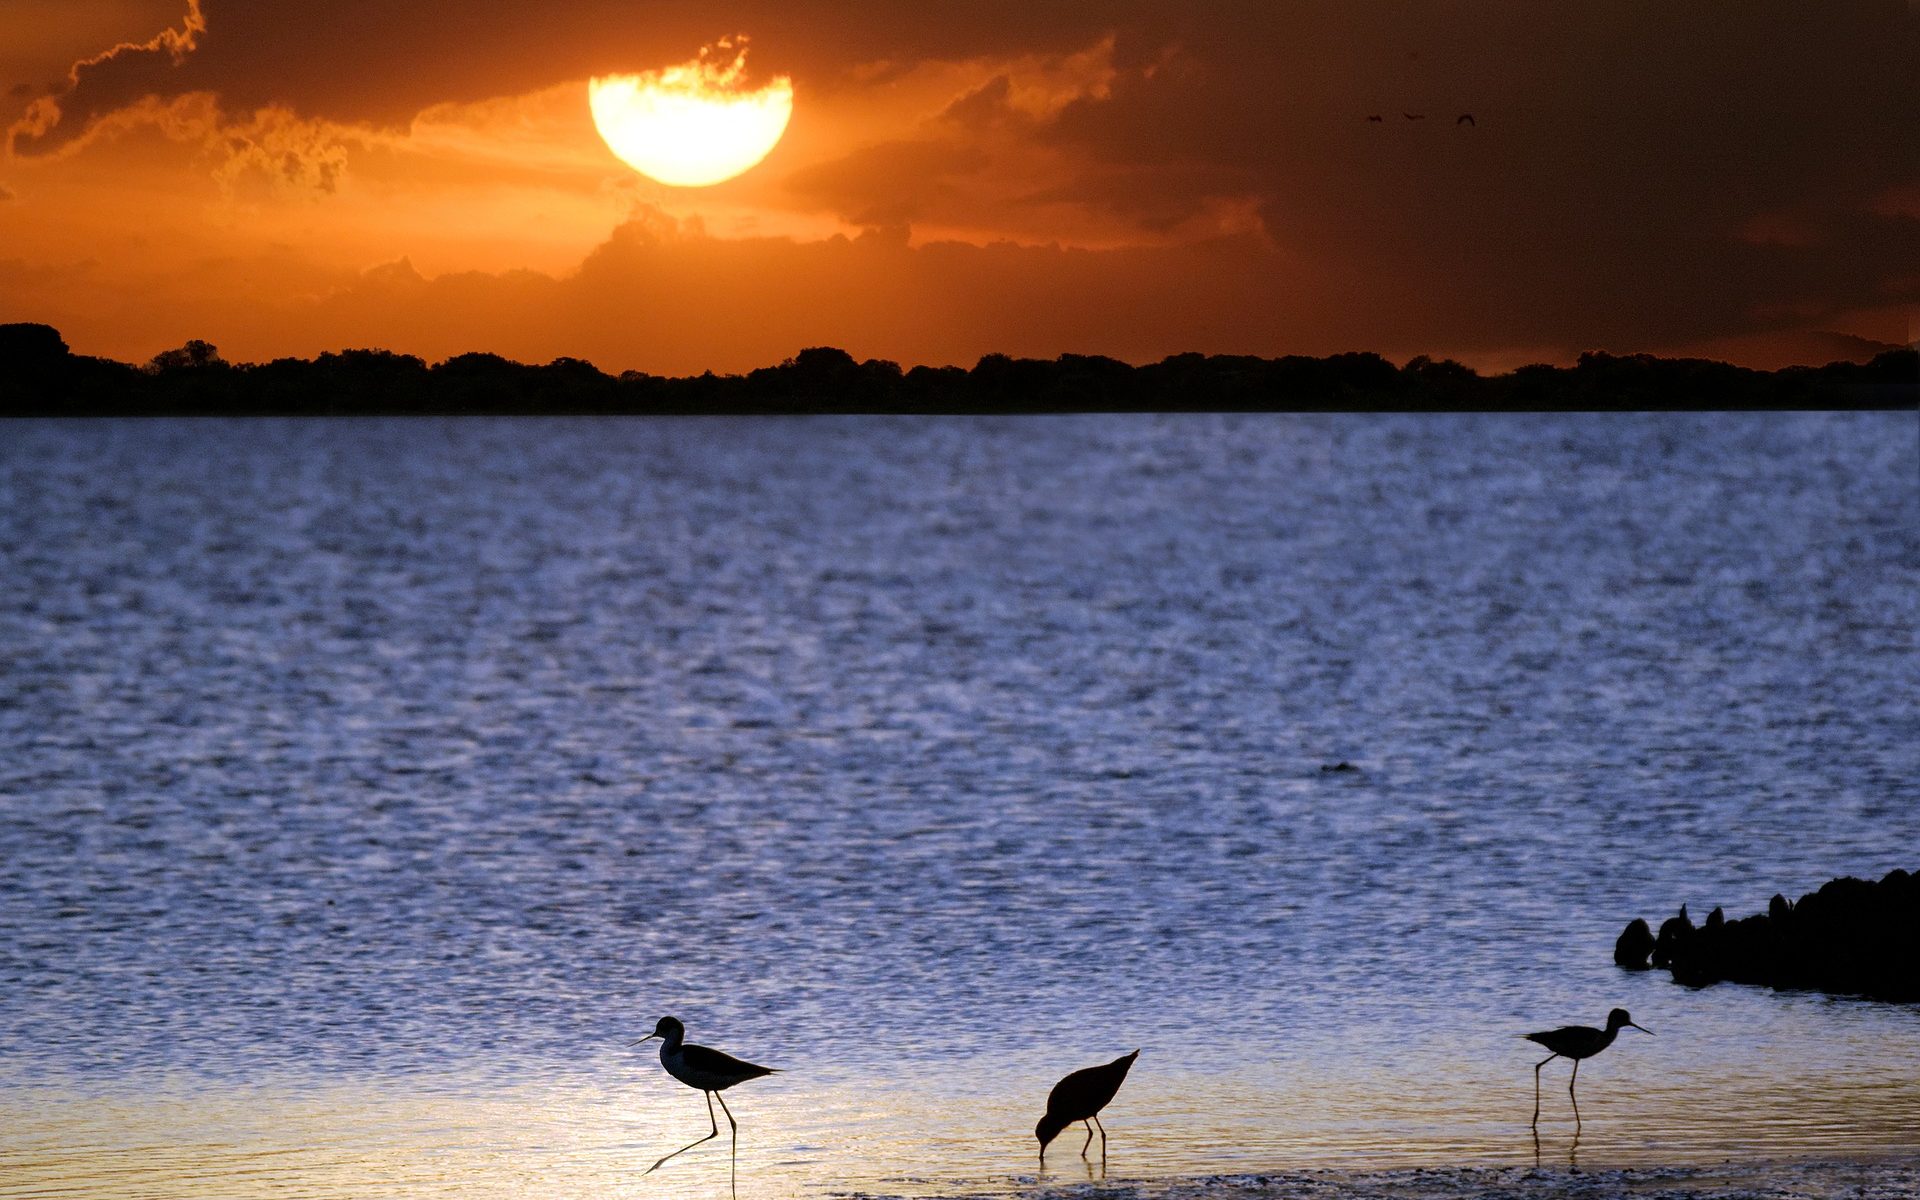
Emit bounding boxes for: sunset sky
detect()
[2,2,1914,374]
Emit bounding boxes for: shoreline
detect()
[858,1156,1920,1200]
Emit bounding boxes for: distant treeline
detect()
[3,322,1914,415]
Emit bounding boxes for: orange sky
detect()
[2,1,1914,374]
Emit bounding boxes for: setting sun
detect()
[588,39,793,188]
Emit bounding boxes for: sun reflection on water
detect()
[4,1053,1918,1199]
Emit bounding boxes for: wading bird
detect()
[1524,1008,1651,1127]
[1036,1050,1139,1163]
[630,1016,778,1175]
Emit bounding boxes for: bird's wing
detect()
[682,1043,778,1077]
[1525,1025,1599,1054]
[1048,1064,1096,1102]
[1048,1054,1137,1115]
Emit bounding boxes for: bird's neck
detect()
[659,1029,684,1054]
[1598,1024,1622,1050]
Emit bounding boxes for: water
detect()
[1,413,1916,1199]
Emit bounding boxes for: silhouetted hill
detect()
[2,323,1913,416]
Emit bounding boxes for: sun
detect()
[589,39,793,188]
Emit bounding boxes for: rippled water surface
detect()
[1,414,1916,1198]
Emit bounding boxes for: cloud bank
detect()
[3,1,1914,370]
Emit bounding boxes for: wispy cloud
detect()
[8,1,205,154]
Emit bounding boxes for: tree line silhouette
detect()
[3,322,1913,416]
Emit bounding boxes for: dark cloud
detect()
[1016,162,1263,234]
[784,139,991,225]
[1668,328,1905,372]
[16,207,1908,372]
[210,212,1309,374]
[280,201,1915,371]
[971,2,1918,345]
[8,0,203,153]
[940,75,1017,129]
[10,0,1134,152]
[10,0,1917,358]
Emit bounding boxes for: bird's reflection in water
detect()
[1035,1155,1109,1185]
[1530,1126,1582,1171]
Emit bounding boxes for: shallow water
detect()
[1,413,1916,1199]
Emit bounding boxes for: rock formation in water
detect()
[1616,869,1920,1002]
[1613,917,1654,969]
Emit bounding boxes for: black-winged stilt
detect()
[1523,1007,1651,1127]
[629,1016,778,1175]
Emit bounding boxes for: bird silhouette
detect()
[1457,113,1476,126]
[1037,1050,1139,1163]
[629,1016,778,1177]
[1366,114,1384,122]
[1523,1008,1651,1127]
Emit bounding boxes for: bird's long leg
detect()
[647,1092,721,1174]
[1568,1059,1581,1127]
[1080,1120,1095,1158]
[1094,1116,1108,1162]
[713,1091,742,1200]
[1532,1056,1555,1128]
[718,1090,737,1159]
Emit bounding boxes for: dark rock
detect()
[1652,904,1693,969]
[1614,918,1654,969]
[1620,871,1920,1003]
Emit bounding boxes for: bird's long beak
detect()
[1631,1023,1654,1036]
[627,1033,661,1046]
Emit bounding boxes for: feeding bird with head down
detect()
[1036,1049,1139,1163]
